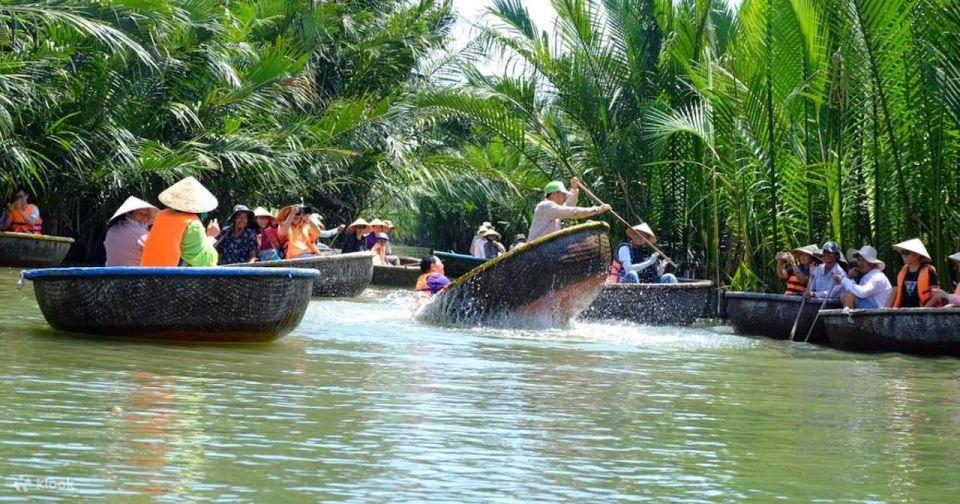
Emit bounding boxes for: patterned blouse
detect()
[217,226,258,265]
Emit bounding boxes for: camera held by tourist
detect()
[776,245,821,296]
[278,204,321,259]
[140,176,220,267]
[104,196,159,266]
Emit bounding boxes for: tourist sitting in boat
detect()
[104,196,159,266]
[804,241,845,299]
[836,245,892,309]
[527,177,610,241]
[932,252,960,307]
[216,205,260,264]
[141,176,220,267]
[510,233,526,250]
[371,232,391,266]
[470,222,492,258]
[609,223,678,284]
[379,219,400,265]
[3,189,42,234]
[254,207,281,261]
[887,238,940,308]
[776,245,820,295]
[365,218,389,250]
[278,204,321,259]
[483,228,507,258]
[415,255,451,297]
[342,218,369,253]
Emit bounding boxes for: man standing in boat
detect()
[527,177,610,242]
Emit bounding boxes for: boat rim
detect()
[21,266,321,280]
[725,291,810,303]
[603,279,714,290]
[819,307,960,317]
[0,231,75,244]
[232,251,375,266]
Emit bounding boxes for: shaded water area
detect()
[2,267,960,501]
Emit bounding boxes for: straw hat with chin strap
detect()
[846,245,885,271]
[628,222,657,245]
[158,176,218,214]
[893,238,932,262]
[108,196,159,224]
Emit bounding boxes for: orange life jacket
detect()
[892,264,935,308]
[8,204,42,234]
[784,273,807,295]
[283,223,320,258]
[140,209,198,266]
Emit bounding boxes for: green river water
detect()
[2,267,960,502]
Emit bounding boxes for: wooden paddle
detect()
[578,182,677,268]
[788,294,807,341]
[803,294,831,343]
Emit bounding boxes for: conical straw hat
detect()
[948,252,960,263]
[108,196,159,224]
[158,176,218,214]
[893,238,932,262]
[368,218,387,227]
[347,218,369,233]
[628,222,657,244]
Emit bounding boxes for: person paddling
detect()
[804,241,845,299]
[887,238,940,308]
[776,245,820,296]
[104,196,159,266]
[836,245,892,309]
[527,177,610,242]
[932,252,960,307]
[140,176,220,267]
[609,223,678,284]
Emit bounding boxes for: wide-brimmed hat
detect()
[948,252,960,263]
[893,238,932,262]
[253,207,275,220]
[483,228,501,238]
[476,225,489,234]
[792,244,823,262]
[275,204,302,223]
[108,196,159,224]
[383,219,395,230]
[158,176,218,214]
[543,181,569,196]
[374,232,390,241]
[368,218,387,228]
[347,218,369,233]
[227,205,259,232]
[482,221,493,228]
[628,223,657,244]
[846,245,885,271]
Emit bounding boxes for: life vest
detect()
[609,242,657,283]
[892,264,936,308]
[415,272,450,296]
[140,209,198,266]
[283,222,320,258]
[784,265,809,296]
[8,204,42,234]
[415,273,432,293]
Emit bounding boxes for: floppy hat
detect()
[846,245,885,271]
[108,196,159,224]
[482,228,501,238]
[628,223,657,245]
[347,218,369,233]
[226,205,259,232]
[253,207,275,219]
[476,225,489,234]
[792,244,823,262]
[481,221,493,228]
[158,176,218,214]
[949,252,960,263]
[543,181,569,196]
[275,204,303,223]
[893,238,932,262]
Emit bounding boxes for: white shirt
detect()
[807,263,846,298]
[840,268,892,308]
[526,189,600,241]
[470,235,487,258]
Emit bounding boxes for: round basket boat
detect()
[433,251,487,279]
[0,232,74,268]
[724,292,841,344]
[417,222,611,328]
[234,252,374,297]
[820,308,960,356]
[21,267,319,342]
[580,279,714,326]
[372,264,421,288]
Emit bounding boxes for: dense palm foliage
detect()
[418,0,960,290]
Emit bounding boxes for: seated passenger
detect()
[141,176,220,267]
[509,233,527,251]
[278,204,320,259]
[371,232,390,266]
[887,238,940,308]
[776,245,820,296]
[216,205,260,264]
[932,252,960,307]
[837,245,892,309]
[609,223,677,284]
[342,218,369,253]
[805,241,845,299]
[104,196,159,266]
[482,229,506,258]
[254,207,281,262]
[3,189,42,234]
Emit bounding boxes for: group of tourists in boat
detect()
[776,239,960,309]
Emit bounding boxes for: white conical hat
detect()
[948,252,960,263]
[108,196,159,224]
[158,176,218,214]
[893,238,932,262]
[846,245,885,271]
[347,218,369,232]
[368,218,387,227]
[629,222,657,244]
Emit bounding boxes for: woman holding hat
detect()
[482,228,506,259]
[609,223,677,284]
[932,252,960,307]
[804,241,846,299]
[836,245,892,309]
[215,205,260,265]
[104,196,160,266]
[254,207,281,261]
[887,238,940,308]
[527,177,610,242]
[141,176,220,267]
[342,218,369,253]
[470,224,489,258]
[776,245,821,296]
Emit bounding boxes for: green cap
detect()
[543,180,568,196]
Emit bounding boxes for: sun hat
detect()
[108,196,159,224]
[375,232,390,241]
[543,181,569,196]
[476,225,489,234]
[347,218,369,233]
[821,241,841,255]
[383,219,395,230]
[275,204,305,223]
[483,228,501,238]
[792,244,823,263]
[893,238,932,262]
[481,221,493,228]
[253,207,275,219]
[368,218,387,228]
[949,252,960,263]
[846,245,885,271]
[158,176,218,214]
[628,223,657,245]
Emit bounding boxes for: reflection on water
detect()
[2,267,960,501]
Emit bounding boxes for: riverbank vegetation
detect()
[3,0,959,290]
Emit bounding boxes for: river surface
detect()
[2,267,960,502]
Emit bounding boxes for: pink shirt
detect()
[104,220,149,266]
[260,227,280,251]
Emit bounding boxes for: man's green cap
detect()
[543,180,568,196]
